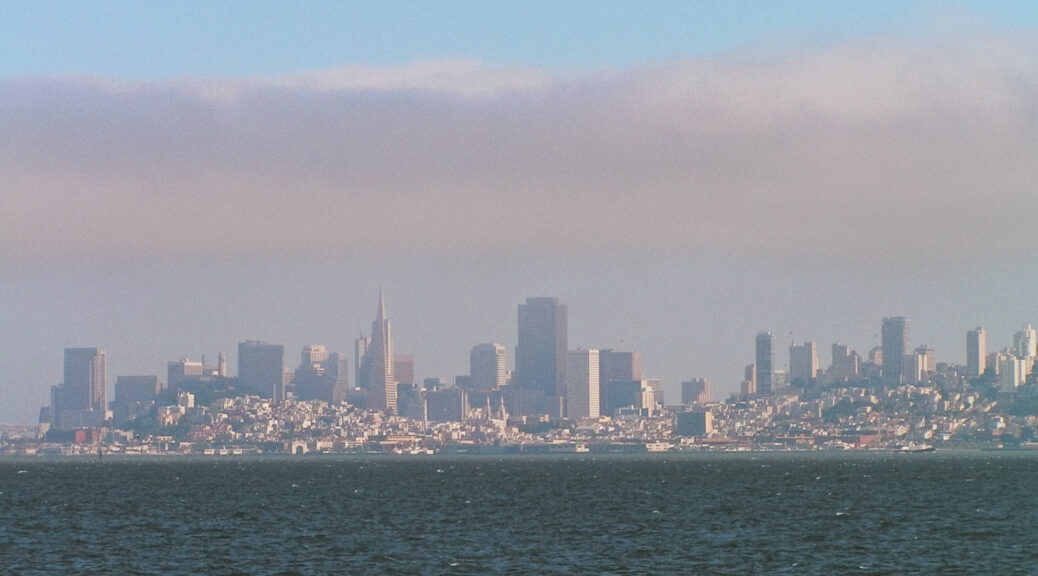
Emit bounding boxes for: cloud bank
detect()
[2,34,1036,265]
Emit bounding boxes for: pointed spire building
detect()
[367,287,397,413]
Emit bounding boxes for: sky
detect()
[2,1,1038,424]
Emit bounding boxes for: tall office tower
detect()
[470,343,507,390]
[999,352,1027,391]
[366,288,397,413]
[63,347,107,412]
[565,349,600,420]
[515,297,567,417]
[755,332,774,395]
[114,375,163,407]
[789,341,819,383]
[238,341,285,402]
[966,327,987,378]
[293,345,349,404]
[1014,325,1037,359]
[425,387,469,422]
[901,351,924,385]
[354,335,371,389]
[113,375,164,423]
[831,343,860,381]
[217,352,228,377]
[604,380,655,417]
[167,358,204,390]
[743,364,757,395]
[328,353,349,404]
[302,344,329,366]
[681,378,711,405]
[50,347,108,429]
[915,345,935,374]
[881,317,909,385]
[393,355,414,386]
[598,350,642,415]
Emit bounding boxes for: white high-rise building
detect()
[565,349,599,420]
[470,343,507,389]
[1015,325,1037,359]
[999,352,1027,392]
[366,288,397,413]
[302,344,329,366]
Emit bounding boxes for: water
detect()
[2,452,1037,574]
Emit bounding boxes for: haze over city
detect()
[3,1,1038,424]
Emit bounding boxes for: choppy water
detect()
[1,452,1037,574]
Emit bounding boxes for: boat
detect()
[897,443,935,453]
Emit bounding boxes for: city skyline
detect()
[3,3,1038,424]
[28,292,1038,428]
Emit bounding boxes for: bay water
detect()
[2,452,1036,574]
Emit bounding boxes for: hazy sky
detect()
[3,2,1038,423]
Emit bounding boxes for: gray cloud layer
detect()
[2,34,1036,265]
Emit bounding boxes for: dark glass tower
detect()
[881,317,909,385]
[515,297,567,416]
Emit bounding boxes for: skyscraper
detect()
[238,341,284,402]
[393,355,414,386]
[51,347,108,429]
[1014,325,1037,359]
[515,297,567,417]
[789,341,819,383]
[831,343,860,382]
[470,343,506,390]
[366,288,397,413]
[565,349,599,420]
[62,347,107,412]
[598,349,642,415]
[881,317,909,385]
[292,344,349,404]
[966,327,986,378]
[354,335,371,390]
[755,332,774,395]
[681,378,711,405]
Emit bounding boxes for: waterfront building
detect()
[676,411,713,436]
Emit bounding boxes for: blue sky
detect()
[3,1,1036,77]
